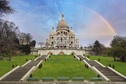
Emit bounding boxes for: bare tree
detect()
[39,42,45,48]
[0,21,19,61]
[19,33,26,45]
[0,0,14,17]
[25,33,32,45]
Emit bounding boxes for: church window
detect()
[57,32,60,35]
[52,37,53,39]
[61,38,62,42]
[52,42,53,45]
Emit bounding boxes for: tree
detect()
[19,33,26,45]
[20,45,31,55]
[110,35,125,47]
[108,35,126,62]
[39,42,45,48]
[25,33,32,45]
[0,0,14,17]
[30,40,36,48]
[0,21,19,60]
[92,40,106,55]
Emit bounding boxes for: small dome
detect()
[50,26,56,35]
[70,26,75,35]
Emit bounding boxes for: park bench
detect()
[72,77,84,81]
[42,77,54,81]
[90,77,102,81]
[27,77,39,81]
[64,59,70,61]
[48,59,53,61]
[56,59,61,61]
[57,77,69,80]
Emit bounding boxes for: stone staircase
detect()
[76,55,126,82]
[1,55,48,81]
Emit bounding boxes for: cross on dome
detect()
[62,13,64,19]
[52,26,54,29]
[71,26,72,30]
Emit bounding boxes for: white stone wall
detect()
[30,51,38,55]
[38,49,85,55]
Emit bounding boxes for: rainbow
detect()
[84,6,117,35]
[77,4,117,35]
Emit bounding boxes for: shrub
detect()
[98,58,100,61]
[35,56,37,58]
[112,65,115,68]
[109,64,111,67]
[85,64,87,67]
[12,65,14,68]
[15,64,17,67]
[86,65,89,68]
[26,59,28,62]
[80,58,82,61]
[30,74,32,77]
[97,74,100,77]
[38,64,42,69]
[87,56,90,58]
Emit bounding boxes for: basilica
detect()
[31,13,86,55]
[46,13,79,49]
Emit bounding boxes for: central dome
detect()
[57,13,69,31]
[57,19,68,28]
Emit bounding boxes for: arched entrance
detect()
[71,52,76,55]
[59,51,65,55]
[48,52,53,55]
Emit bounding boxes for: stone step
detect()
[77,55,126,82]
[1,55,48,81]
[107,76,126,82]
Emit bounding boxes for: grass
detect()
[0,55,39,77]
[32,55,97,81]
[85,55,126,76]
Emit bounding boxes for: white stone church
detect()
[31,13,87,55]
[46,13,79,49]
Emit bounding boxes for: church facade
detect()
[46,13,79,49]
[31,13,86,56]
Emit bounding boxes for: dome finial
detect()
[62,13,64,19]
[71,26,72,29]
[52,26,54,30]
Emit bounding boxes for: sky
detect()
[8,0,126,47]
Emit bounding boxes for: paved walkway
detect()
[1,55,48,81]
[76,55,126,82]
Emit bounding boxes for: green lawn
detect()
[85,55,126,76]
[32,55,97,81]
[0,55,39,77]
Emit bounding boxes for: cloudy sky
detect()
[8,0,126,47]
